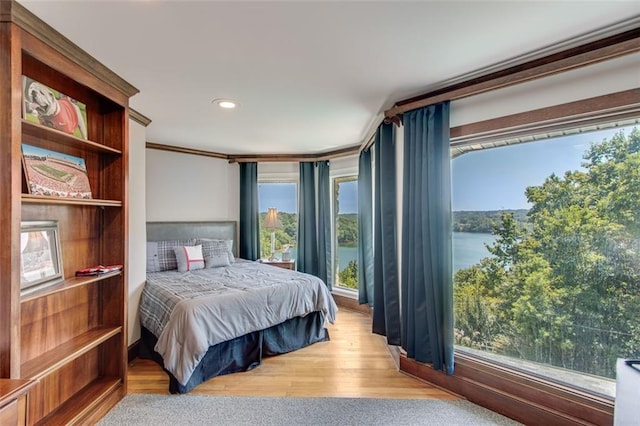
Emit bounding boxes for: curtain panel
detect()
[317,161,332,288]
[401,102,455,375]
[372,122,401,345]
[357,149,374,305]
[297,162,318,275]
[239,162,260,261]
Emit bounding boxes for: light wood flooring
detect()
[127,308,457,399]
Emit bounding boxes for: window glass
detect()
[451,125,640,397]
[258,182,297,260]
[334,177,358,290]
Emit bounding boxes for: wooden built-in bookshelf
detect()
[0,1,138,424]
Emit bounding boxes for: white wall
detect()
[128,119,147,345]
[258,161,298,181]
[146,149,239,221]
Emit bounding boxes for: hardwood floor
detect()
[127,308,458,399]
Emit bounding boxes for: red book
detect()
[75,264,123,277]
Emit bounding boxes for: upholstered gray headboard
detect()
[146,221,238,256]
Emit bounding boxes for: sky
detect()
[337,180,358,214]
[451,126,633,211]
[21,143,87,166]
[259,182,297,213]
[258,179,358,214]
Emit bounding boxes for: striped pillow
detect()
[154,239,196,271]
[196,238,235,264]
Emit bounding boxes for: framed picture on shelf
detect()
[22,75,88,140]
[21,143,93,199]
[20,221,64,294]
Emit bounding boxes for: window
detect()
[333,176,358,290]
[451,124,640,397]
[258,181,297,260]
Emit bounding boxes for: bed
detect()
[138,221,338,393]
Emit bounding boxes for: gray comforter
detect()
[139,260,338,385]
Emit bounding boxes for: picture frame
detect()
[22,143,93,199]
[22,75,88,140]
[20,220,64,294]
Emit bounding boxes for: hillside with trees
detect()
[337,213,357,246]
[454,128,640,380]
[453,209,529,233]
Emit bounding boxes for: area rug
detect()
[98,394,520,425]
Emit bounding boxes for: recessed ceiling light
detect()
[212,98,238,109]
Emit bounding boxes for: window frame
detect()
[449,125,640,398]
[331,174,359,292]
[403,105,640,424]
[257,179,299,261]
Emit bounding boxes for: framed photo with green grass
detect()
[21,143,92,199]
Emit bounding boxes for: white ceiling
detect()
[18,1,640,155]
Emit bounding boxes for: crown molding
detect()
[146,142,229,160]
[129,109,152,127]
[5,0,138,98]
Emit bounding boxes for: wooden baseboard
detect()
[331,293,372,315]
[127,340,140,363]
[400,353,613,425]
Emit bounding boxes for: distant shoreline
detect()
[453,209,529,233]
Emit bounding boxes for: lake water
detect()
[452,232,496,271]
[333,232,496,273]
[336,246,358,271]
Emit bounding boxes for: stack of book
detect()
[75,264,123,277]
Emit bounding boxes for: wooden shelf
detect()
[21,194,122,207]
[20,271,122,303]
[3,6,131,423]
[36,377,121,426]
[21,327,122,380]
[22,120,122,155]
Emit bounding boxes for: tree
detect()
[338,260,358,290]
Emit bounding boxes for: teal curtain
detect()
[297,162,318,275]
[358,149,374,305]
[401,102,454,374]
[317,161,332,288]
[372,122,401,345]
[239,162,260,260]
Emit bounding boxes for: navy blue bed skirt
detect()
[139,311,329,393]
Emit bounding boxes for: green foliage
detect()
[454,128,640,379]
[338,260,358,290]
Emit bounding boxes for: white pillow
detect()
[173,245,205,272]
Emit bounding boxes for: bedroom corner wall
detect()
[129,148,238,345]
[129,119,147,345]
[145,149,240,222]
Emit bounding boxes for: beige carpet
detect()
[99,394,521,425]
